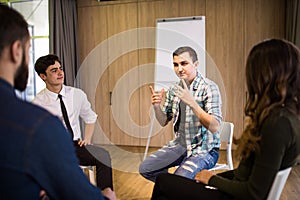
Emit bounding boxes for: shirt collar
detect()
[45,85,66,100]
[191,72,203,91]
[59,85,66,97]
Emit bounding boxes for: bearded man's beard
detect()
[14,50,28,92]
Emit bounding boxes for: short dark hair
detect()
[34,54,62,75]
[0,4,29,58]
[173,46,198,63]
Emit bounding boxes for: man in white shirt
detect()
[32,54,113,191]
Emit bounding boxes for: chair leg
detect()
[80,165,96,186]
[88,166,96,186]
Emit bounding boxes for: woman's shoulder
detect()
[263,107,300,140]
[267,107,299,123]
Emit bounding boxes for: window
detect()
[9,0,49,101]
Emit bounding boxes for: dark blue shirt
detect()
[0,78,105,199]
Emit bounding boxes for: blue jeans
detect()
[139,144,219,182]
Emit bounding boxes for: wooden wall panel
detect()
[244,0,286,53]
[206,0,245,139]
[77,6,108,64]
[77,0,286,146]
[77,5,110,144]
[243,0,286,139]
[137,0,169,147]
[106,3,140,145]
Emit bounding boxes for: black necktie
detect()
[58,94,74,140]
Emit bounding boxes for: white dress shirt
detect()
[32,85,98,141]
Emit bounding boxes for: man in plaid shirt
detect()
[139,46,222,182]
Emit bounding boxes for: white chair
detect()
[267,167,292,200]
[209,121,234,171]
[80,165,96,186]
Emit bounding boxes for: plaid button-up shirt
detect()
[161,72,222,156]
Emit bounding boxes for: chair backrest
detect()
[209,121,234,171]
[219,121,234,145]
[220,121,234,170]
[266,167,292,200]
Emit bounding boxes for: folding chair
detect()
[209,121,234,171]
[267,167,292,200]
[80,165,96,186]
